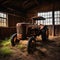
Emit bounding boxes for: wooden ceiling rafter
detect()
[23,0,30,5]
[0,0,12,5]
[0,0,59,13]
[33,0,40,5]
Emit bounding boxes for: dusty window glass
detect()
[0,12,8,27]
[54,11,60,25]
[37,11,52,25]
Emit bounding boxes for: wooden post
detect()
[52,3,55,36]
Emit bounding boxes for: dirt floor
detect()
[0,36,60,60]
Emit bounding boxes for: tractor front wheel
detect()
[27,36,36,54]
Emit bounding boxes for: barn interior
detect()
[0,0,60,38]
[0,0,60,60]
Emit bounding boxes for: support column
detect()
[52,10,55,36]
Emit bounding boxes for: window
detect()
[36,11,53,25]
[0,12,8,27]
[54,11,60,25]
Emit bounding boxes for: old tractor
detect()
[11,16,49,54]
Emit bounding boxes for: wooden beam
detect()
[23,0,30,5]
[33,0,40,5]
[1,0,12,5]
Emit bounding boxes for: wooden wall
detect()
[55,25,60,36]
[8,14,25,27]
[0,13,25,39]
[26,1,60,36]
[0,27,16,39]
[26,1,60,21]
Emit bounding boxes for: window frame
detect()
[37,11,53,25]
[54,11,60,25]
[0,12,8,27]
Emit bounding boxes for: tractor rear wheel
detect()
[11,33,19,46]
